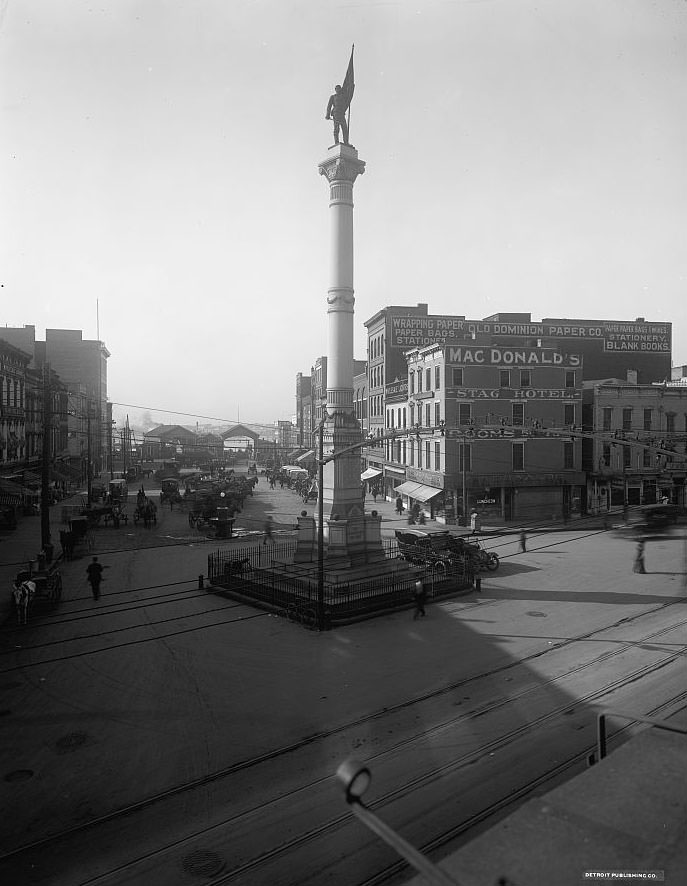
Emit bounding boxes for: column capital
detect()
[318,144,366,185]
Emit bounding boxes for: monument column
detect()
[317,145,368,552]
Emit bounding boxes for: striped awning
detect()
[0,478,24,503]
[394,481,443,502]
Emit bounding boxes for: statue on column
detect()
[326,46,355,145]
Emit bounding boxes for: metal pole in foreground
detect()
[336,760,460,886]
[317,418,325,631]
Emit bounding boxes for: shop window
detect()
[500,370,510,388]
[512,443,524,471]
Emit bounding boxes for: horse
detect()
[59,529,75,560]
[12,580,36,625]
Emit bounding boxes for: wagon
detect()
[59,515,93,559]
[11,567,62,625]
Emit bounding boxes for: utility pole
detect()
[87,403,93,506]
[40,364,51,550]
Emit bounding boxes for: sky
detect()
[1,0,686,431]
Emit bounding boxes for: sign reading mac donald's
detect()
[447,346,581,367]
[390,315,671,353]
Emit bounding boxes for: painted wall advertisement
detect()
[390,316,671,354]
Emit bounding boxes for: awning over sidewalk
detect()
[0,478,25,503]
[394,481,443,502]
[361,468,382,481]
[295,450,315,463]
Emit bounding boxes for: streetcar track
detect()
[359,690,687,886]
[88,650,687,886]
[2,598,684,869]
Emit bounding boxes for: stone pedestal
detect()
[293,513,316,563]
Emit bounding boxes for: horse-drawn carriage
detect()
[60,515,92,559]
[133,489,157,526]
[160,477,182,507]
[11,566,62,625]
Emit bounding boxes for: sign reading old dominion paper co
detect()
[390,315,671,381]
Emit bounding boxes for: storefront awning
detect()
[0,478,26,503]
[395,481,442,502]
[361,468,382,481]
[295,450,315,463]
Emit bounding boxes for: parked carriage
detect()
[60,515,92,559]
[11,566,62,625]
[160,477,182,506]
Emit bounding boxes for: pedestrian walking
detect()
[470,510,481,535]
[263,515,274,545]
[519,530,527,553]
[474,573,482,593]
[395,496,404,516]
[633,539,646,574]
[413,579,427,620]
[86,556,106,599]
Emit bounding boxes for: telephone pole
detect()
[40,364,51,550]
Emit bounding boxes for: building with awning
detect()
[394,480,442,502]
[361,467,382,481]
[0,477,28,505]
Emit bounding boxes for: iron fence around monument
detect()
[206,539,471,628]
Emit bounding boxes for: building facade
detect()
[363,304,672,521]
[583,381,687,509]
[382,342,586,523]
